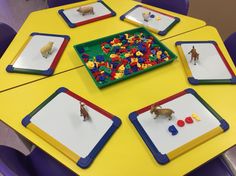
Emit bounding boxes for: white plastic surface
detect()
[125,6,175,32]
[181,43,232,80]
[137,93,220,154]
[62,2,111,24]
[30,92,113,158]
[13,35,64,71]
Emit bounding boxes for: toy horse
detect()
[77,6,94,16]
[188,46,199,65]
[80,102,89,121]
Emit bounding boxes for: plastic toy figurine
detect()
[150,104,174,120]
[40,41,54,58]
[80,102,89,121]
[142,12,151,22]
[77,6,94,16]
[188,46,199,65]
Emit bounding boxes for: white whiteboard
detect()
[125,6,176,31]
[181,43,232,80]
[30,92,113,158]
[62,2,111,24]
[13,35,64,71]
[137,93,220,154]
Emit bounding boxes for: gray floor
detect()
[0,0,47,31]
[0,0,236,174]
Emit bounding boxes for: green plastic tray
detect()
[74,27,177,88]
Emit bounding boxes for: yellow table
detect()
[0,26,235,176]
[0,0,206,93]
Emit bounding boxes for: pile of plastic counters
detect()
[79,32,171,84]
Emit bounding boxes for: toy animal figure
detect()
[150,104,174,120]
[142,12,151,22]
[188,46,199,65]
[77,6,94,16]
[40,42,54,58]
[80,102,89,121]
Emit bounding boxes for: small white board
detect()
[129,88,229,164]
[120,5,180,36]
[58,0,116,28]
[22,87,121,168]
[6,33,70,76]
[176,41,236,84]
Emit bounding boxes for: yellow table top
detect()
[0,0,206,93]
[0,26,235,176]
